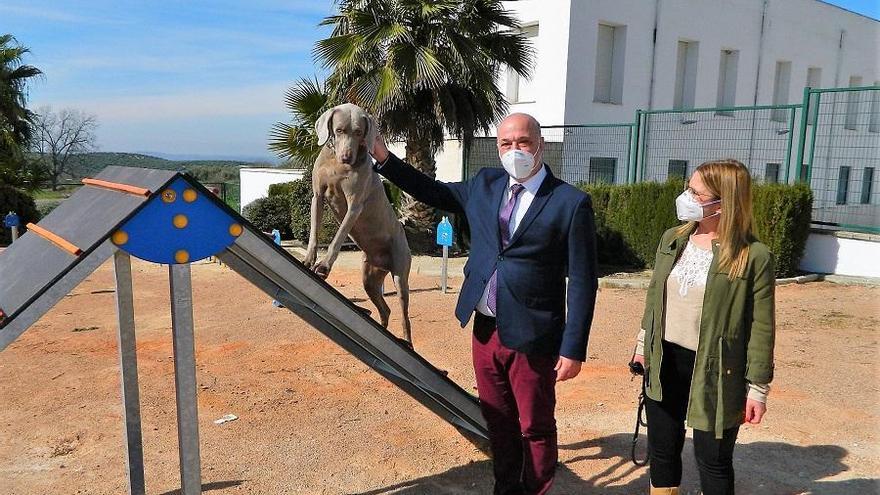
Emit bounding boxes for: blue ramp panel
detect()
[111,177,243,264]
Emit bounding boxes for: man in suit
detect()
[371,113,598,495]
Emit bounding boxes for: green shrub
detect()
[242,195,293,239]
[579,180,682,268]
[0,184,40,245]
[269,172,338,244]
[577,180,813,277]
[752,182,813,278]
[36,199,64,219]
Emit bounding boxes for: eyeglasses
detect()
[685,187,717,202]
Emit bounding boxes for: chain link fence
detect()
[460,85,878,234]
[636,105,802,185]
[202,182,241,212]
[464,124,634,185]
[801,87,879,233]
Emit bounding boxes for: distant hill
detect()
[64,152,274,183]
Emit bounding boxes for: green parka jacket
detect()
[641,225,776,438]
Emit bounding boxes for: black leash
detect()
[628,354,650,467]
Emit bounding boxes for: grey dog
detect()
[303,103,413,345]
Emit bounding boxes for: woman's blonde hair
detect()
[676,159,755,279]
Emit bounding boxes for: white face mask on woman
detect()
[500,144,541,180]
[675,190,721,222]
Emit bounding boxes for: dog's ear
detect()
[315,107,336,146]
[364,112,378,151]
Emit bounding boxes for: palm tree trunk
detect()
[401,137,440,254]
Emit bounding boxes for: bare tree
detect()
[31,106,98,190]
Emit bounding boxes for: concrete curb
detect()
[775,274,822,286]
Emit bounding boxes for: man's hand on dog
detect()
[371,134,390,163]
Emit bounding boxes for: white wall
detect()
[239,168,305,212]
[799,231,880,277]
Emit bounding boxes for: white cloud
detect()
[34,81,293,121]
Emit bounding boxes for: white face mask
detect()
[675,190,721,222]
[500,144,541,180]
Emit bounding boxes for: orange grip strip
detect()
[82,178,151,196]
[25,223,83,256]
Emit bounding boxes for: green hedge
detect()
[580,181,682,268]
[242,195,293,239]
[578,181,813,278]
[752,183,813,278]
[0,184,39,245]
[268,172,337,244]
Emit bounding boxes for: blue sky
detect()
[3,0,878,161]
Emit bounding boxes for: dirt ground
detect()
[0,258,878,494]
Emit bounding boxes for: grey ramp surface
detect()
[0,166,177,323]
[220,226,489,445]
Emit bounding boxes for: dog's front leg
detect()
[313,201,364,279]
[304,190,324,268]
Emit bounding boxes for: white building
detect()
[239,167,305,212]
[499,0,878,129]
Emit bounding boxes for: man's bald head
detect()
[496,112,545,182]
[499,113,542,138]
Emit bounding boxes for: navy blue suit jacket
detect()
[377,154,599,361]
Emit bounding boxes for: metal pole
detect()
[11,225,18,242]
[794,86,812,182]
[113,250,146,495]
[441,245,448,294]
[169,263,201,495]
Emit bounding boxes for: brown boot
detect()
[650,487,679,495]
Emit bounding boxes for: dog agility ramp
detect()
[0,166,488,450]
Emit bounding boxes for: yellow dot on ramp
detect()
[161,189,177,203]
[183,189,197,202]
[111,230,129,245]
[229,223,243,237]
[175,250,190,264]
[173,214,188,229]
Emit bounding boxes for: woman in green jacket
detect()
[632,159,776,495]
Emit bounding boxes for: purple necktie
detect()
[487,183,525,314]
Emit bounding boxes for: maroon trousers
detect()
[472,313,558,495]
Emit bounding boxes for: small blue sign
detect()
[4,212,20,228]
[436,216,453,247]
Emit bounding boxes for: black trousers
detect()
[645,340,739,495]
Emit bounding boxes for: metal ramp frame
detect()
[0,166,488,495]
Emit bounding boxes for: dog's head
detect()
[316,103,378,167]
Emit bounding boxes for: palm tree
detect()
[315,0,533,252]
[0,34,43,188]
[269,76,333,168]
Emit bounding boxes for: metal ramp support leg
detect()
[169,263,202,495]
[113,250,146,495]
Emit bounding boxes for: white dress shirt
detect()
[475,164,549,316]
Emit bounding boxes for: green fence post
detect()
[794,86,811,183]
[806,91,821,184]
[628,111,641,184]
[784,106,796,184]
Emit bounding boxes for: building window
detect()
[836,166,850,205]
[806,67,822,124]
[506,24,539,103]
[771,61,792,122]
[845,75,863,130]
[800,164,809,183]
[594,23,627,105]
[668,160,688,181]
[870,83,880,133]
[589,157,617,184]
[674,40,699,109]
[765,163,781,183]
[862,167,875,205]
[716,49,739,113]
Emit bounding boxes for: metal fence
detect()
[202,181,241,212]
[636,104,802,185]
[461,85,879,234]
[464,124,635,183]
[800,86,879,232]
